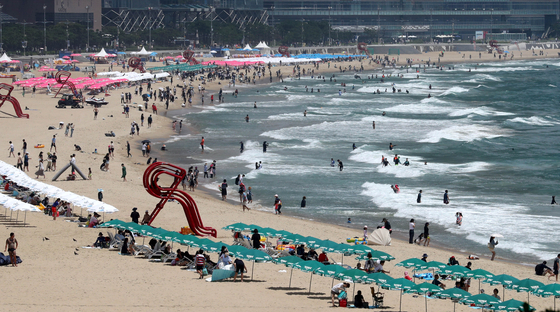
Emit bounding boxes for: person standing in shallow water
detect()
[417,190,422,203]
[443,190,450,204]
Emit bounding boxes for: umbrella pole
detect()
[479,279,481,293]
[503,285,505,301]
[554,296,556,311]
[252,260,255,281]
[331,276,335,288]
[16,210,19,222]
[23,211,27,226]
[289,267,293,288]
[425,293,427,312]
[353,282,356,300]
[453,301,456,312]
[308,272,313,294]
[399,289,403,312]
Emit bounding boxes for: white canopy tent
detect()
[95,48,109,58]
[0,160,118,215]
[255,41,269,49]
[0,53,12,63]
[131,47,151,56]
[243,44,252,51]
[224,57,322,64]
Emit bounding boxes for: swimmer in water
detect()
[352,143,357,150]
[372,121,375,129]
[404,158,410,166]
[245,115,249,122]
[427,94,431,98]
[389,143,395,150]
[456,212,463,226]
[284,87,288,91]
[304,110,307,117]
[330,158,335,167]
[552,196,557,205]
[254,101,257,108]
[382,112,386,116]
[239,141,244,153]
[443,190,450,204]
[429,84,432,90]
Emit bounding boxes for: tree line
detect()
[2,19,378,55]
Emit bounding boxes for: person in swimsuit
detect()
[5,232,18,267]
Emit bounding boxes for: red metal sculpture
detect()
[128,57,146,73]
[182,50,200,65]
[143,162,217,237]
[357,42,370,56]
[0,83,29,118]
[278,46,290,57]
[54,71,79,98]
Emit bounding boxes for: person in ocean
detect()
[389,143,395,150]
[443,190,450,204]
[417,190,422,203]
[303,110,307,117]
[300,196,306,208]
[337,159,344,171]
[404,158,410,166]
[239,141,244,153]
[552,196,557,205]
[393,155,400,165]
[245,115,249,122]
[330,158,335,167]
[456,212,463,226]
[262,141,268,153]
[352,143,357,150]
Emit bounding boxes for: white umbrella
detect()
[490,234,504,238]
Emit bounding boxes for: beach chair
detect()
[161,252,177,263]
[132,244,152,256]
[143,242,163,259]
[370,287,384,308]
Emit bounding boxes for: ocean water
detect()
[163,59,560,263]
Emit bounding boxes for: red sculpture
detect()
[278,46,290,57]
[488,40,503,54]
[357,42,370,56]
[143,162,217,237]
[0,83,28,118]
[182,50,200,65]
[128,57,146,73]
[54,71,79,98]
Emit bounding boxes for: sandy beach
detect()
[1,49,560,311]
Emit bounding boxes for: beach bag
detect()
[338,291,347,300]
[202,268,208,276]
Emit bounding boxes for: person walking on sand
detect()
[274,194,282,215]
[50,135,57,152]
[423,222,430,246]
[552,254,560,281]
[8,141,15,157]
[93,107,98,120]
[4,232,18,267]
[488,236,498,261]
[121,164,127,182]
[220,179,228,200]
[409,219,415,244]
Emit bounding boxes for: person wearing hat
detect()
[421,253,428,262]
[363,225,368,241]
[448,256,459,266]
[130,207,140,224]
[251,229,261,249]
[141,210,151,225]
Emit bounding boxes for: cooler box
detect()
[339,299,347,307]
[181,227,193,235]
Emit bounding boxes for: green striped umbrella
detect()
[484,274,519,301]
[258,227,278,237]
[534,283,560,310]
[437,265,471,277]
[273,255,305,288]
[336,268,370,283]
[273,230,293,238]
[282,233,306,244]
[396,258,426,269]
[380,278,416,312]
[222,222,250,231]
[509,278,544,304]
[293,261,326,293]
[419,261,448,271]
[234,248,272,281]
[355,250,395,261]
[406,282,443,312]
[366,272,394,285]
[294,236,323,246]
[201,241,230,253]
[316,264,349,288]
[460,293,501,307]
[465,268,495,293]
[99,219,126,228]
[489,299,535,311]
[436,288,471,312]
[247,224,264,233]
[179,234,200,246]
[226,245,248,254]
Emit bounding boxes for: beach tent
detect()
[255,41,269,49]
[132,47,151,56]
[0,53,12,63]
[243,44,252,51]
[368,228,391,246]
[95,48,109,58]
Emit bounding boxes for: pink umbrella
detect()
[9,60,20,63]
[62,56,70,59]
[70,53,82,57]
[63,60,72,64]
[71,60,80,63]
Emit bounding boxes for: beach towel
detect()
[0,252,22,265]
[413,272,434,281]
